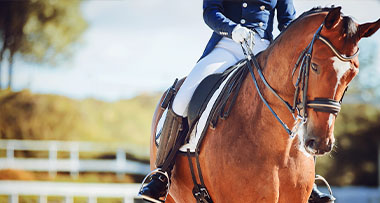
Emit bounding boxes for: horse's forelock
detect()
[342,16,358,42]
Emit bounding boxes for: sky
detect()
[2,0,380,101]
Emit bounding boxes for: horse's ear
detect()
[324,7,342,30]
[358,19,380,39]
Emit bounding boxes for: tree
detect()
[316,104,380,186]
[0,0,87,89]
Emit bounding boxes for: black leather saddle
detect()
[187,59,248,131]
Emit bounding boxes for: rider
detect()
[139,1,334,202]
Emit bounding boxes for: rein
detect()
[242,23,358,136]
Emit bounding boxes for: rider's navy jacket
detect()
[200,0,296,59]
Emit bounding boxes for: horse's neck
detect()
[258,15,326,99]
[236,14,327,138]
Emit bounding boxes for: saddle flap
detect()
[187,59,247,134]
[187,73,226,129]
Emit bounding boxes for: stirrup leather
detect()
[138,168,170,203]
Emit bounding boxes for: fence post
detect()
[49,142,57,178]
[65,196,74,203]
[116,148,126,180]
[9,194,18,203]
[38,195,47,203]
[70,143,79,179]
[88,196,97,203]
[6,141,14,165]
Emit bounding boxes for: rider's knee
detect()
[172,97,188,117]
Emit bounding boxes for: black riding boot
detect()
[139,171,170,203]
[138,107,188,203]
[308,184,336,203]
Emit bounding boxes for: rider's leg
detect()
[138,47,239,203]
[139,36,270,203]
[173,47,241,116]
[173,35,269,116]
[309,183,335,203]
[138,106,187,203]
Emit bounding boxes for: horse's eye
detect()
[311,63,320,74]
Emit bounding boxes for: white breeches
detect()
[172,35,270,117]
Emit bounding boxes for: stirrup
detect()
[138,168,170,203]
[315,175,335,202]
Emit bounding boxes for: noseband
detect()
[242,23,359,135]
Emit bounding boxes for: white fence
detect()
[0,180,143,203]
[0,140,150,178]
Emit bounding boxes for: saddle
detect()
[187,59,247,131]
[186,59,248,148]
[155,59,249,153]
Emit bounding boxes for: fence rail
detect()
[0,139,150,178]
[0,139,149,155]
[0,180,143,203]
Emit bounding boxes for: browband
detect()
[318,35,360,62]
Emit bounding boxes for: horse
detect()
[149,7,380,203]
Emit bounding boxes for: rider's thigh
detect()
[172,47,238,116]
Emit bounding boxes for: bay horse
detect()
[150,7,380,203]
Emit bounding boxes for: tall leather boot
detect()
[138,107,187,203]
[308,184,336,203]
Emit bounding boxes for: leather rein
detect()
[242,23,359,136]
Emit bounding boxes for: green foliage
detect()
[316,104,380,186]
[0,0,87,64]
[0,90,161,159]
[19,0,87,64]
[0,0,87,89]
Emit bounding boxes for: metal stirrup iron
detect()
[315,175,334,200]
[138,168,170,203]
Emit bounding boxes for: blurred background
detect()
[0,0,379,203]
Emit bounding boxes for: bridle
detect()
[241,23,359,136]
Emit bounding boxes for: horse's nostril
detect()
[326,140,333,152]
[306,139,316,149]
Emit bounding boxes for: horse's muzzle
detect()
[305,136,334,155]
